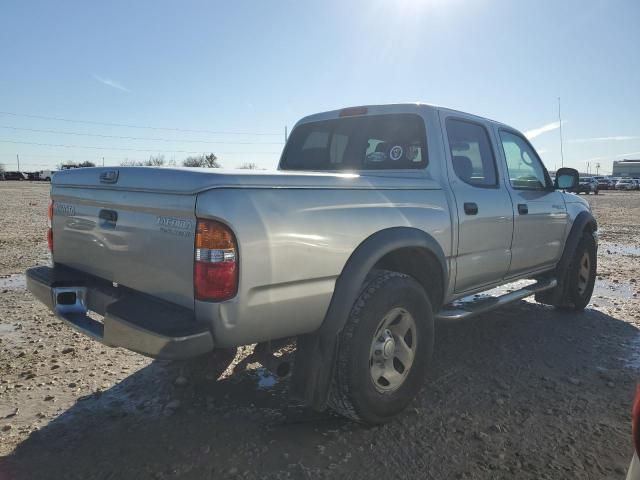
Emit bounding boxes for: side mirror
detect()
[554,167,579,190]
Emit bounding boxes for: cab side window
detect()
[500,131,549,190]
[446,119,498,187]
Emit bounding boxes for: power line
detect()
[0,125,284,145]
[0,139,281,155]
[0,111,281,136]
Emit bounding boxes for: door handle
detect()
[99,209,118,229]
[99,209,118,222]
[518,204,528,215]
[464,202,478,215]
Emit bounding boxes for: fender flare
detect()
[547,210,597,303]
[290,227,448,410]
[557,211,597,273]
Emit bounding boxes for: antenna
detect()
[558,97,565,168]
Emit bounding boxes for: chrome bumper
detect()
[26,265,214,360]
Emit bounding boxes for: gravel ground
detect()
[1,182,639,479]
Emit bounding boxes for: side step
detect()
[436,278,558,321]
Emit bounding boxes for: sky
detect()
[0,0,639,173]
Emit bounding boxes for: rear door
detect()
[441,114,514,293]
[496,129,568,277]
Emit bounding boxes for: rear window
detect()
[279,114,428,171]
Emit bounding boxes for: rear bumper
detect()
[26,265,214,359]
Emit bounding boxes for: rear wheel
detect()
[328,270,434,424]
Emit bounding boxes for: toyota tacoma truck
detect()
[26,103,597,424]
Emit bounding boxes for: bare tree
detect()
[0,163,5,173]
[183,153,220,168]
[237,162,259,170]
[57,161,96,169]
[121,155,171,167]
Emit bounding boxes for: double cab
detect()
[27,104,597,424]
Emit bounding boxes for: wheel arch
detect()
[541,210,597,306]
[559,211,598,272]
[290,227,448,411]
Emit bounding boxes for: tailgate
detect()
[51,184,196,309]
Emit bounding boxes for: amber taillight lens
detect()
[194,219,238,301]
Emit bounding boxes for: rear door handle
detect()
[518,204,528,215]
[463,202,478,215]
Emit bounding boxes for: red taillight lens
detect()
[47,199,54,252]
[194,219,238,301]
[633,384,640,456]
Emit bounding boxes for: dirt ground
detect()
[1,182,639,479]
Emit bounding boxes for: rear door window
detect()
[280,114,428,170]
[445,119,498,187]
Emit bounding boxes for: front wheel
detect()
[558,233,597,311]
[328,270,434,424]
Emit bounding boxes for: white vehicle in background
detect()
[616,179,636,191]
[38,170,55,181]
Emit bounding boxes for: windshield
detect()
[279,114,427,171]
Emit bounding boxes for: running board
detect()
[436,278,558,321]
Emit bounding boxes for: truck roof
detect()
[295,103,512,131]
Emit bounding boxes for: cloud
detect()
[583,150,640,162]
[93,74,130,92]
[524,120,565,140]
[569,136,640,144]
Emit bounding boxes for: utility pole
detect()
[558,97,565,168]
[16,154,20,171]
[102,157,105,167]
[596,163,600,175]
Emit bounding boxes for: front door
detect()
[442,115,514,293]
[496,129,568,277]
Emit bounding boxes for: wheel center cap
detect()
[382,337,395,359]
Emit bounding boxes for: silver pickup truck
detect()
[27,103,597,424]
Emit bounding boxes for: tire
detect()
[328,270,434,424]
[543,232,597,311]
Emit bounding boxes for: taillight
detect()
[194,219,238,301]
[633,384,640,456]
[47,199,54,252]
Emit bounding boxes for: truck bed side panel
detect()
[195,185,451,347]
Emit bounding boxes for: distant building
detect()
[612,159,640,177]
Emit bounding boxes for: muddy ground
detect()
[1,182,639,479]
